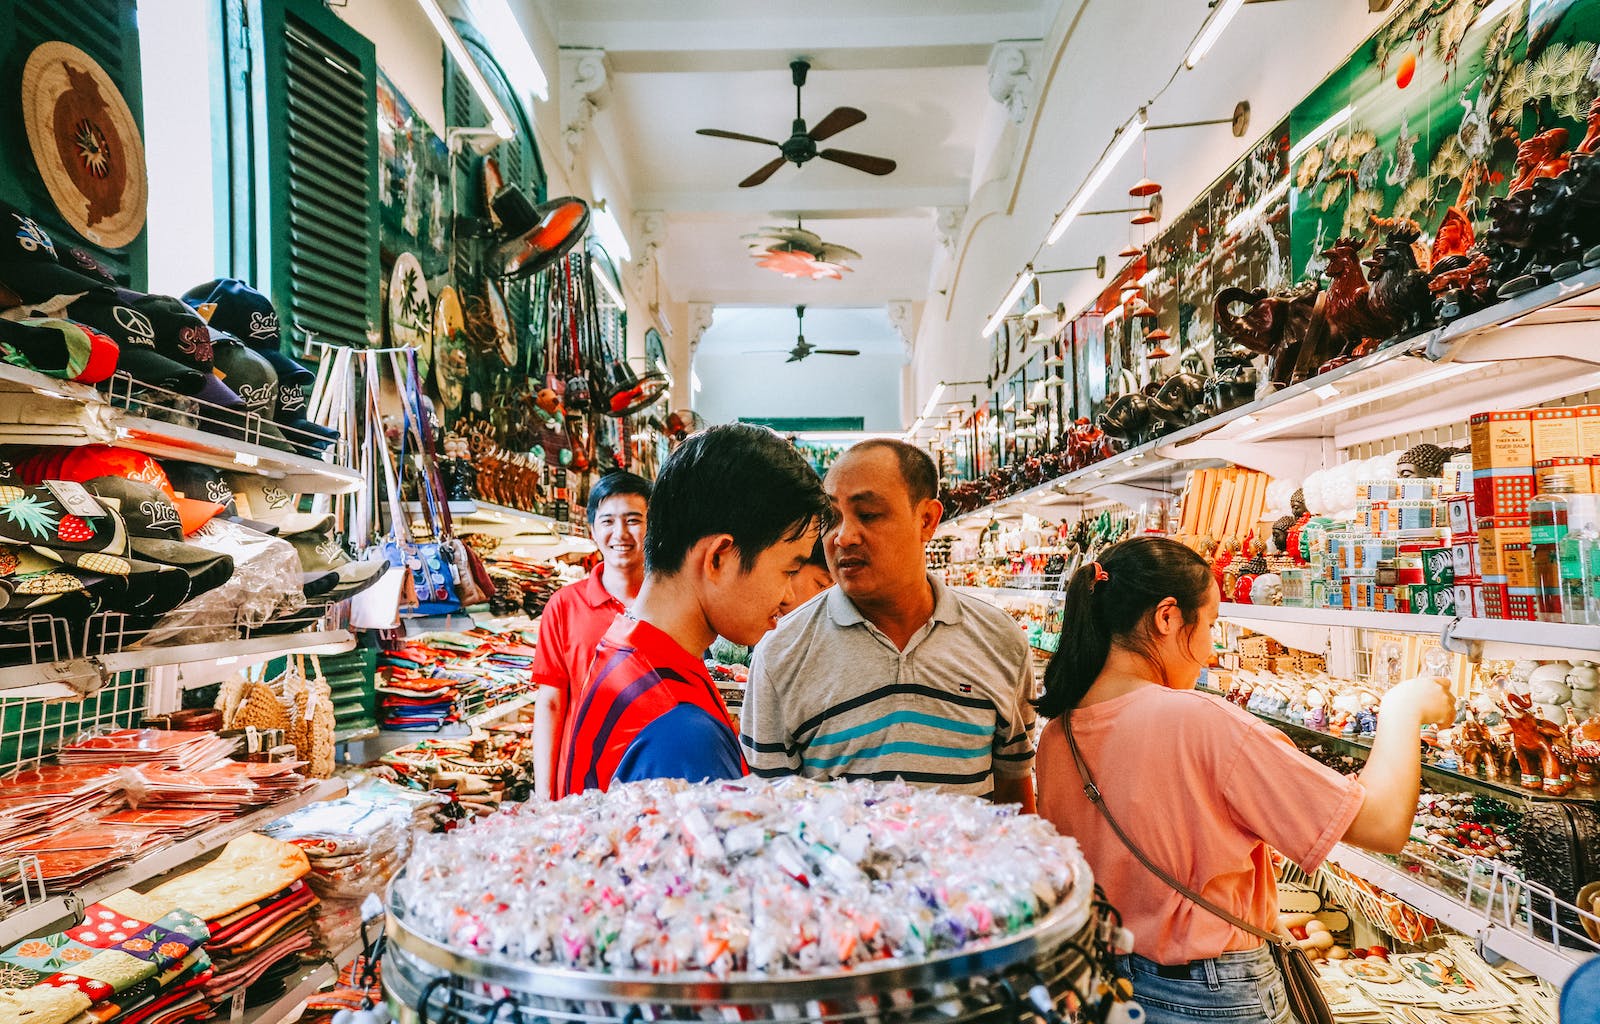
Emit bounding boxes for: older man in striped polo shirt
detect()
[742,440,1037,809]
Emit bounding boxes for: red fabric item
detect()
[532,564,628,770]
[557,616,744,798]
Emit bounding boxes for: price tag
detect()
[45,480,110,519]
[229,988,247,1021]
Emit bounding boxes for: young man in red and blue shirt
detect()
[557,424,830,797]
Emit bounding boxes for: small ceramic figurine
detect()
[1357,704,1379,738]
[1569,661,1600,718]
[1305,687,1328,732]
[1504,692,1574,795]
[1332,691,1362,735]
[1529,662,1575,722]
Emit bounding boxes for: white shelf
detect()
[465,692,535,728]
[951,585,1061,602]
[0,363,361,495]
[1218,603,1600,657]
[941,270,1600,531]
[0,777,347,947]
[0,629,357,698]
[1325,844,1595,986]
[1219,603,1447,632]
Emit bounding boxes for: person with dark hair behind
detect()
[529,470,652,798]
[1034,536,1454,1024]
[557,425,830,796]
[743,439,1037,809]
[778,533,833,616]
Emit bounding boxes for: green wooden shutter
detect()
[0,0,146,287]
[255,0,378,353]
[443,26,546,388]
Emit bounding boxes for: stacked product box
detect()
[1471,404,1600,619]
[1322,479,1450,612]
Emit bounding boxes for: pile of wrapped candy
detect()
[396,776,1089,977]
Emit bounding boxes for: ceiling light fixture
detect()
[1185,0,1247,68]
[983,267,1037,338]
[591,261,627,311]
[591,199,632,262]
[461,0,549,101]
[415,0,516,138]
[1047,111,1147,245]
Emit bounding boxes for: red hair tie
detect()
[1089,561,1109,590]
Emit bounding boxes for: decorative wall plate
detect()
[433,286,466,411]
[389,252,431,361]
[21,41,148,249]
[486,280,515,366]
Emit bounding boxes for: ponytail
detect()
[1035,536,1214,718]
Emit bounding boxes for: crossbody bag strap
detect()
[1063,712,1283,947]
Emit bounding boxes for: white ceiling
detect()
[545,0,1404,428]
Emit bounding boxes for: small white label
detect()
[46,481,110,519]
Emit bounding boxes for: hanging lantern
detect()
[1130,300,1158,320]
[1128,178,1162,198]
[1118,243,1143,258]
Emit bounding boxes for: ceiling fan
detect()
[746,305,862,362]
[696,60,897,188]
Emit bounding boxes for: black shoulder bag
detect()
[1064,714,1334,1024]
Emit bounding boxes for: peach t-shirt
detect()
[1037,685,1363,965]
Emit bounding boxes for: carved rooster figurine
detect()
[1293,237,1384,378]
[1508,127,1570,194]
[1363,223,1432,344]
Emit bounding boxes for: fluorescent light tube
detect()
[983,269,1036,338]
[416,0,516,138]
[1047,113,1146,245]
[1186,0,1247,68]
[1289,105,1353,162]
[920,382,949,420]
[591,262,627,310]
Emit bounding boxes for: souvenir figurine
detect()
[1453,712,1503,780]
[1503,692,1573,795]
[1362,223,1433,345]
[1357,703,1379,738]
[1529,662,1574,722]
[1298,237,1384,377]
[1304,687,1327,732]
[1212,282,1321,388]
[1569,661,1600,718]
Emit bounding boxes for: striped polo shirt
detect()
[741,574,1037,797]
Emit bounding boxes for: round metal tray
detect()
[385,858,1095,1006]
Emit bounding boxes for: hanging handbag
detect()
[388,352,461,616]
[1064,715,1335,1024]
[350,352,414,630]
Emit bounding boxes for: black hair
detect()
[587,470,652,524]
[1036,536,1215,718]
[805,533,830,569]
[843,439,939,505]
[644,424,829,576]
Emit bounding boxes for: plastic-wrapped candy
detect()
[394,776,1091,978]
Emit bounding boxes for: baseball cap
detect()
[62,247,118,287]
[224,472,332,535]
[282,521,388,593]
[182,278,281,351]
[0,317,117,382]
[82,477,235,601]
[115,291,214,373]
[274,377,339,455]
[0,202,108,308]
[61,290,205,395]
[211,339,295,452]
[159,460,280,535]
[17,445,227,536]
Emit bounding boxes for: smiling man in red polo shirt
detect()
[530,471,651,797]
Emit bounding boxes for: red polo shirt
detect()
[531,564,627,733]
[558,615,745,798]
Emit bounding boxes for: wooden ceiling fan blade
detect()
[815,349,862,356]
[740,155,789,188]
[818,148,897,176]
[808,106,867,142]
[697,128,781,146]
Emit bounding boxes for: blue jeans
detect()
[1117,944,1293,1024]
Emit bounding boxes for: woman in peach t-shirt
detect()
[1036,537,1452,1024]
